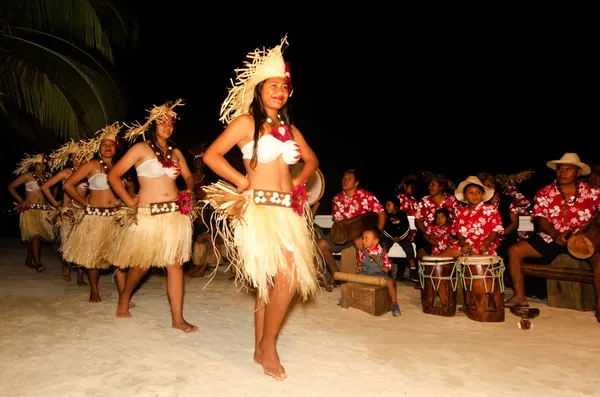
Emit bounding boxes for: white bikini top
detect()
[136,158,180,180]
[88,173,109,191]
[240,135,301,165]
[24,181,40,192]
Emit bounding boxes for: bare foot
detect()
[25,261,36,270]
[172,320,198,333]
[62,264,71,281]
[77,277,88,286]
[35,264,47,273]
[89,291,101,303]
[254,344,287,380]
[116,298,131,318]
[186,265,207,278]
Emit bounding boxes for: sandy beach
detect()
[1,237,599,397]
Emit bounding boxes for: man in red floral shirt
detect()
[316,169,386,291]
[505,153,600,323]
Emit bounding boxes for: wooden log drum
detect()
[458,255,505,323]
[418,256,459,317]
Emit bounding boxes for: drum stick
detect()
[333,272,388,286]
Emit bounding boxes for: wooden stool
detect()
[546,255,595,311]
[341,282,392,316]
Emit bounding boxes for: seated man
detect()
[316,169,386,291]
[505,153,600,323]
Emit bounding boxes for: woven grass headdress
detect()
[79,122,121,158]
[48,140,92,172]
[124,99,184,143]
[13,153,48,175]
[219,35,291,125]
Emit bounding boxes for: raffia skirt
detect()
[201,181,325,305]
[19,204,55,242]
[60,206,118,269]
[106,203,193,269]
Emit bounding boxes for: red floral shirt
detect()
[358,244,393,270]
[451,202,504,254]
[426,224,455,255]
[489,185,532,241]
[397,193,417,216]
[415,193,461,227]
[332,188,383,222]
[532,181,600,243]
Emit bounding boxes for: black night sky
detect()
[2,9,596,214]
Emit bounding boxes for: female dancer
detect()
[62,123,127,303]
[42,140,91,285]
[7,153,55,272]
[106,99,197,333]
[202,35,323,380]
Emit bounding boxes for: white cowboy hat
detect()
[546,153,590,176]
[454,175,495,203]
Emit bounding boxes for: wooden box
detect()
[341,282,392,316]
[546,255,595,311]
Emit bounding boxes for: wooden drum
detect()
[419,256,459,317]
[458,255,505,323]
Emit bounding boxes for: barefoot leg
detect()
[62,261,71,282]
[255,261,298,381]
[113,268,134,308]
[166,264,197,332]
[25,243,36,269]
[253,295,265,363]
[116,267,147,317]
[31,237,42,267]
[88,269,101,303]
[76,266,87,286]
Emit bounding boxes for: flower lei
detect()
[150,141,175,168]
[267,114,291,143]
[291,180,308,216]
[177,191,191,215]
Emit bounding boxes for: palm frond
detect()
[0,33,126,139]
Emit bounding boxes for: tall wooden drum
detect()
[419,256,459,317]
[458,255,505,323]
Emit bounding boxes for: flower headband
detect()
[13,153,48,175]
[48,140,92,171]
[219,35,291,125]
[124,99,184,142]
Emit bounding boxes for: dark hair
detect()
[363,227,382,241]
[385,196,400,209]
[148,120,177,152]
[434,207,451,223]
[343,169,360,187]
[248,80,294,170]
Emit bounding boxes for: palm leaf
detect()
[0,33,126,140]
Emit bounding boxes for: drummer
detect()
[316,169,385,291]
[437,176,504,258]
[504,153,600,323]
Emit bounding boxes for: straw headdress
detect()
[493,170,535,188]
[422,171,456,192]
[123,99,184,143]
[79,122,122,158]
[48,140,93,171]
[219,35,290,125]
[13,153,48,175]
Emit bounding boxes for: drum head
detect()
[289,163,325,205]
[421,256,456,263]
[457,255,502,264]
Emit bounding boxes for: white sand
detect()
[1,238,599,397]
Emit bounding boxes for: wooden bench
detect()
[521,254,595,311]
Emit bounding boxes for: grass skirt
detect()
[106,206,193,269]
[61,213,117,269]
[201,181,325,305]
[19,208,55,242]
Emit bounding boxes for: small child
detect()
[426,208,456,255]
[383,196,417,282]
[358,228,401,317]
